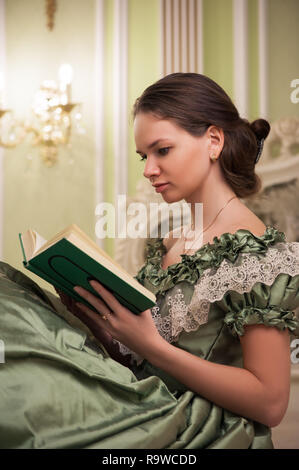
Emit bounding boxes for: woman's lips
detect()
[155,183,170,193]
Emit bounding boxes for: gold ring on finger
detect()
[101,314,108,321]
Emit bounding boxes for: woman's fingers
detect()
[56,289,73,310]
[74,283,117,316]
[74,303,113,340]
[75,302,111,329]
[88,280,122,313]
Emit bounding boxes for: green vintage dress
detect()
[0,226,298,449]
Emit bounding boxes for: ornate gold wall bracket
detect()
[46,0,57,31]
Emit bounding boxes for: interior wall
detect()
[3,0,97,291]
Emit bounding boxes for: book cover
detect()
[19,234,156,315]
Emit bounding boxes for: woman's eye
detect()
[139,147,170,161]
[158,147,170,156]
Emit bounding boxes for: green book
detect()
[19,224,156,315]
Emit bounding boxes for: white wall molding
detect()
[159,0,164,77]
[233,0,248,118]
[195,0,203,74]
[95,0,105,248]
[188,0,195,72]
[258,0,268,119]
[164,0,172,75]
[0,0,6,259]
[161,0,203,75]
[113,0,128,206]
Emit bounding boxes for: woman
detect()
[1,73,298,449]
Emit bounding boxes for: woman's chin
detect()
[161,194,180,204]
[160,189,182,204]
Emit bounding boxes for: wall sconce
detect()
[25,64,84,167]
[0,64,85,167]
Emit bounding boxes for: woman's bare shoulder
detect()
[229,215,267,237]
[220,200,267,237]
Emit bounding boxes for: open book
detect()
[19,224,156,315]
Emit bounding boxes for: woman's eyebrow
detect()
[136,139,167,154]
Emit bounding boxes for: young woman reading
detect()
[1,73,298,449]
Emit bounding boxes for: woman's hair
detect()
[133,73,270,199]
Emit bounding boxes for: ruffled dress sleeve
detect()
[219,271,299,338]
[188,236,299,339]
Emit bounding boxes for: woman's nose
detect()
[143,158,161,180]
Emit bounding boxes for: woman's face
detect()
[134,112,214,204]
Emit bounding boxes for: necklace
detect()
[182,195,238,254]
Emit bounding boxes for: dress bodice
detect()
[115,226,299,394]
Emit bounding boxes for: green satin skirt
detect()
[0,262,273,449]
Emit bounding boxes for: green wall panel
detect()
[268,0,299,121]
[103,0,115,257]
[128,0,161,199]
[203,0,234,100]
[248,0,260,121]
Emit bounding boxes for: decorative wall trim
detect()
[0,0,6,259]
[196,0,203,74]
[233,0,248,118]
[159,0,164,77]
[161,0,203,76]
[95,0,105,248]
[258,0,268,119]
[113,0,128,203]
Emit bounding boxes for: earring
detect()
[210,154,217,162]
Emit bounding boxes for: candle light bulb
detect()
[59,64,73,85]
[58,64,73,104]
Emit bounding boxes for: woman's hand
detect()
[54,286,113,346]
[72,280,165,359]
[55,287,78,313]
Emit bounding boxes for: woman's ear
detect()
[207,125,224,158]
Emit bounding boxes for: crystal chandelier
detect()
[0,64,85,167]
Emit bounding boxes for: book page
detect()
[21,229,47,261]
[33,231,47,256]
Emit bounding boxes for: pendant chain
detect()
[183,195,238,254]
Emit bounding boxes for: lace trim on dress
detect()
[187,241,299,324]
[116,241,299,365]
[134,226,286,297]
